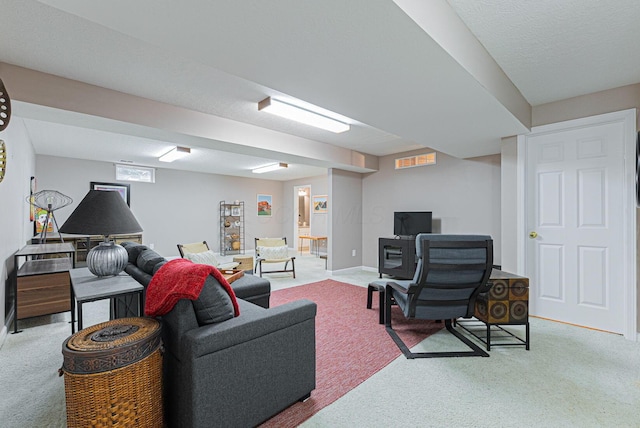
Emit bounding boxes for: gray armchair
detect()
[385,234,493,358]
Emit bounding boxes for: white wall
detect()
[33,149,504,275]
[531,83,640,128]
[35,156,285,258]
[500,135,519,272]
[0,118,36,340]
[329,169,363,271]
[362,148,501,269]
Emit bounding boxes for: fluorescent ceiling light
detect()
[258,97,350,133]
[159,146,191,162]
[252,162,288,174]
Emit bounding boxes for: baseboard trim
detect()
[329,266,363,275]
[327,265,379,276]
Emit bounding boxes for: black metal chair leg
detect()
[366,285,373,309]
[384,285,393,327]
[386,317,489,358]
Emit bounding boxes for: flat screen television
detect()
[393,211,432,237]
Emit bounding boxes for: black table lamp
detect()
[60,190,143,276]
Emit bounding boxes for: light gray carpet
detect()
[0,301,108,428]
[1,254,639,427]
[302,316,640,428]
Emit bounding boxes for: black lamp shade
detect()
[60,190,142,236]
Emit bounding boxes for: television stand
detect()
[378,237,416,279]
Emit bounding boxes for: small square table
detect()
[456,269,530,350]
[69,267,143,333]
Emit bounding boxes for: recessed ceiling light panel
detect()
[159,146,191,162]
[252,162,288,174]
[258,97,350,133]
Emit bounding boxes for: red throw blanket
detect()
[145,258,240,317]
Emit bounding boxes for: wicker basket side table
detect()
[61,317,163,428]
[233,255,254,272]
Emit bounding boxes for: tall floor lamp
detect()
[60,190,143,277]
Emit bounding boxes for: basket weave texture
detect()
[233,255,254,271]
[62,317,163,428]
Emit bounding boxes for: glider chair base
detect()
[382,234,495,359]
[255,259,296,278]
[385,318,489,359]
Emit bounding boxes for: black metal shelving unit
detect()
[219,201,244,256]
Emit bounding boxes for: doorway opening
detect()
[294,186,311,252]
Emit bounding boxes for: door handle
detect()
[529,231,538,239]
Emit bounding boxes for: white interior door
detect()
[525,111,635,335]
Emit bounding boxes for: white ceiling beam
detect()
[393,0,531,130]
[0,62,378,173]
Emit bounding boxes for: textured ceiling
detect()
[447,0,640,105]
[0,0,638,180]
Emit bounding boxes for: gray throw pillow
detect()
[122,242,149,264]
[125,265,152,286]
[152,259,167,275]
[137,249,166,274]
[192,276,234,325]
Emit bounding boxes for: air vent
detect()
[395,152,436,169]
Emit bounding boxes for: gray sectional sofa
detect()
[119,241,271,310]
[119,242,317,428]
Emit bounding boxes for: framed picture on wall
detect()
[35,208,54,234]
[90,182,131,206]
[313,195,327,213]
[29,176,36,222]
[257,194,272,216]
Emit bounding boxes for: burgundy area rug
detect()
[259,279,442,427]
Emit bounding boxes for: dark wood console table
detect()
[31,232,142,268]
[13,242,76,333]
